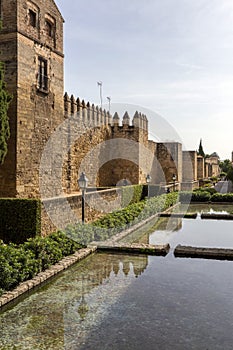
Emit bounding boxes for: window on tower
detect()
[45,20,53,37]
[37,57,49,93]
[29,9,37,27]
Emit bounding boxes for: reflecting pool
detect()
[1,203,233,349]
[1,252,233,349]
[121,203,233,249]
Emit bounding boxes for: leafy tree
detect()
[227,166,233,183]
[219,159,232,173]
[0,62,12,164]
[197,139,205,158]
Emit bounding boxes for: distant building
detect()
[205,152,220,177]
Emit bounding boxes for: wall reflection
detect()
[0,252,149,350]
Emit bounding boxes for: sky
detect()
[55,0,233,160]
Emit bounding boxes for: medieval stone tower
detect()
[0,0,64,197]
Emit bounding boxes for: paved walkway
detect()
[214,180,232,193]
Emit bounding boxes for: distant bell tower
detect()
[0,0,64,197]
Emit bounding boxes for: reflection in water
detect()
[1,250,233,349]
[1,203,233,349]
[178,203,233,214]
[121,203,233,249]
[122,217,182,245]
[0,253,148,350]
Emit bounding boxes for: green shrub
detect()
[179,191,211,202]
[211,193,233,202]
[179,190,233,203]
[194,187,217,195]
[121,185,147,207]
[0,198,41,244]
[65,224,95,246]
[67,192,179,246]
[0,232,83,294]
[191,191,211,202]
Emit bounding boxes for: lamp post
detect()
[123,178,128,186]
[146,174,152,184]
[146,174,152,197]
[172,173,176,192]
[78,172,89,224]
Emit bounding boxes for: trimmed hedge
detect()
[211,193,233,202]
[179,191,211,202]
[65,192,179,245]
[0,198,41,244]
[0,231,83,296]
[193,187,217,195]
[121,184,147,207]
[179,191,233,203]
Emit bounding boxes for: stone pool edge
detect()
[0,246,97,309]
[0,202,179,309]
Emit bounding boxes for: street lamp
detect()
[78,172,89,224]
[146,174,152,184]
[172,173,176,192]
[146,174,152,198]
[123,178,128,186]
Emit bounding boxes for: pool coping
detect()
[0,202,179,309]
[174,244,233,261]
[0,246,97,309]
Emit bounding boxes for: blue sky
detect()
[56,0,233,159]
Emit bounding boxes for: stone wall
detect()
[0,0,64,198]
[155,142,182,184]
[205,156,220,178]
[197,156,205,179]
[182,151,197,182]
[60,102,150,191]
[41,188,122,235]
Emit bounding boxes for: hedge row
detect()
[193,187,217,195]
[0,231,83,296]
[179,191,233,203]
[65,192,179,245]
[0,198,41,244]
[121,184,147,207]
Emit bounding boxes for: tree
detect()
[227,166,233,183]
[219,159,231,173]
[0,62,12,164]
[198,139,205,158]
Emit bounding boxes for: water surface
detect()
[1,251,233,350]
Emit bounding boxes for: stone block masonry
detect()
[41,188,122,234]
[0,0,64,198]
[0,0,209,238]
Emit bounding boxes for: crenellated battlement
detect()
[64,93,148,132]
[64,93,112,127]
[111,110,148,131]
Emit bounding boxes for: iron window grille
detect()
[37,57,49,93]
